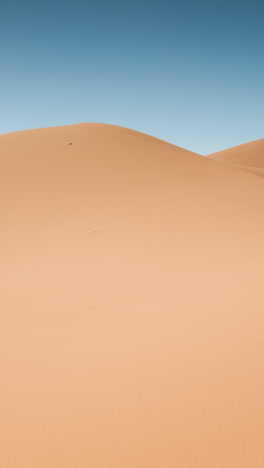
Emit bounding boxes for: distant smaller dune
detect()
[207,138,264,177]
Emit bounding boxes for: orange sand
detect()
[1,124,264,467]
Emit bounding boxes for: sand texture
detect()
[1,123,264,467]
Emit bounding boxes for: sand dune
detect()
[208,138,264,176]
[1,123,264,467]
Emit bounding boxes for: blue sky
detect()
[0,0,263,154]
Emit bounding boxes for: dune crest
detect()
[1,123,264,467]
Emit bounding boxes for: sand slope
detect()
[1,123,264,467]
[208,138,264,176]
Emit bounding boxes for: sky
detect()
[0,0,263,154]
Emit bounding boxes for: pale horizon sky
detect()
[0,0,263,155]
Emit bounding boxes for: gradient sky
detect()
[0,0,263,154]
